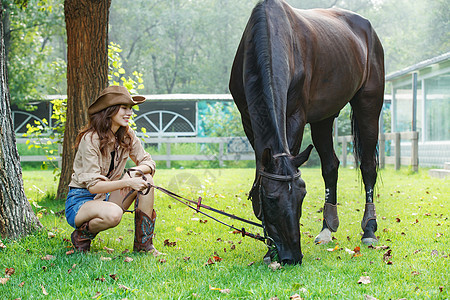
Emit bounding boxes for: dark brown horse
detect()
[229,0,384,265]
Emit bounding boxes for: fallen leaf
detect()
[357,276,371,284]
[100,256,112,261]
[109,274,118,281]
[41,255,55,260]
[268,262,282,271]
[270,297,280,300]
[116,236,123,243]
[413,249,422,254]
[439,286,444,292]
[383,249,392,262]
[41,284,49,295]
[18,281,25,287]
[118,284,130,290]
[95,277,106,282]
[220,289,231,294]
[48,232,56,239]
[5,268,15,276]
[164,239,176,247]
[411,271,420,276]
[175,227,184,232]
[431,250,439,256]
[436,233,443,238]
[0,240,6,248]
[91,291,102,299]
[200,219,208,224]
[183,256,190,262]
[327,245,339,252]
[248,261,255,266]
[230,244,236,250]
[68,264,77,274]
[290,294,303,300]
[122,249,130,254]
[0,278,9,284]
[395,218,401,222]
[213,255,222,262]
[364,295,378,300]
[205,258,215,265]
[368,245,389,250]
[103,246,114,254]
[345,248,355,255]
[209,285,221,290]
[66,250,74,255]
[159,258,167,263]
[353,246,362,257]
[124,257,133,263]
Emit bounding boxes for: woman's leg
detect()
[75,200,124,233]
[108,172,160,254]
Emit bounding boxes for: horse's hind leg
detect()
[310,117,340,244]
[351,91,383,245]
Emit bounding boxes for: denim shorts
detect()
[65,187,109,229]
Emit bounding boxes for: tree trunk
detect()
[0,3,42,239]
[57,0,111,200]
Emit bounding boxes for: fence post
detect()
[379,133,385,169]
[342,137,348,168]
[411,131,419,172]
[166,142,171,168]
[394,133,400,170]
[219,142,224,167]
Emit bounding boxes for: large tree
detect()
[0,2,41,239]
[57,0,111,200]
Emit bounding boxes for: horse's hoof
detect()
[361,237,378,246]
[314,228,332,245]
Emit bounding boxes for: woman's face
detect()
[111,105,133,132]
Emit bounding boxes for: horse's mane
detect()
[245,1,284,152]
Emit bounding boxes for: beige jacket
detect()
[69,129,155,200]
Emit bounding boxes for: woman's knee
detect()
[104,205,123,227]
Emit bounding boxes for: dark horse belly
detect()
[229,0,384,265]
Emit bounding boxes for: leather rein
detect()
[123,154,301,246]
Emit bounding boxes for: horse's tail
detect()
[351,110,379,168]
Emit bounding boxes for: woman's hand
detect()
[126,177,150,192]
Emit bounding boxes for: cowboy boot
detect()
[134,208,161,255]
[71,221,97,252]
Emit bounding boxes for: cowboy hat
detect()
[88,86,146,115]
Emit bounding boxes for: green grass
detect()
[1,167,449,299]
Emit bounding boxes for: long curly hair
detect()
[75,105,132,156]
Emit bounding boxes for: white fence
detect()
[16,137,255,168]
[336,131,419,172]
[18,132,420,171]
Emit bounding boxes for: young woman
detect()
[65,85,160,254]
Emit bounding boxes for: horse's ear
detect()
[292,144,314,168]
[262,148,272,168]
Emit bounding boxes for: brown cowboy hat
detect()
[88,85,146,115]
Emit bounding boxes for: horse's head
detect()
[250,145,313,265]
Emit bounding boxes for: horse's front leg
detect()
[310,117,340,244]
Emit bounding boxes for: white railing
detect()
[16,137,255,168]
[336,131,419,172]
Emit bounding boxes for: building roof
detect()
[386,52,450,81]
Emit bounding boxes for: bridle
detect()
[247,153,303,257]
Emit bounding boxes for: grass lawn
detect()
[1,167,449,299]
